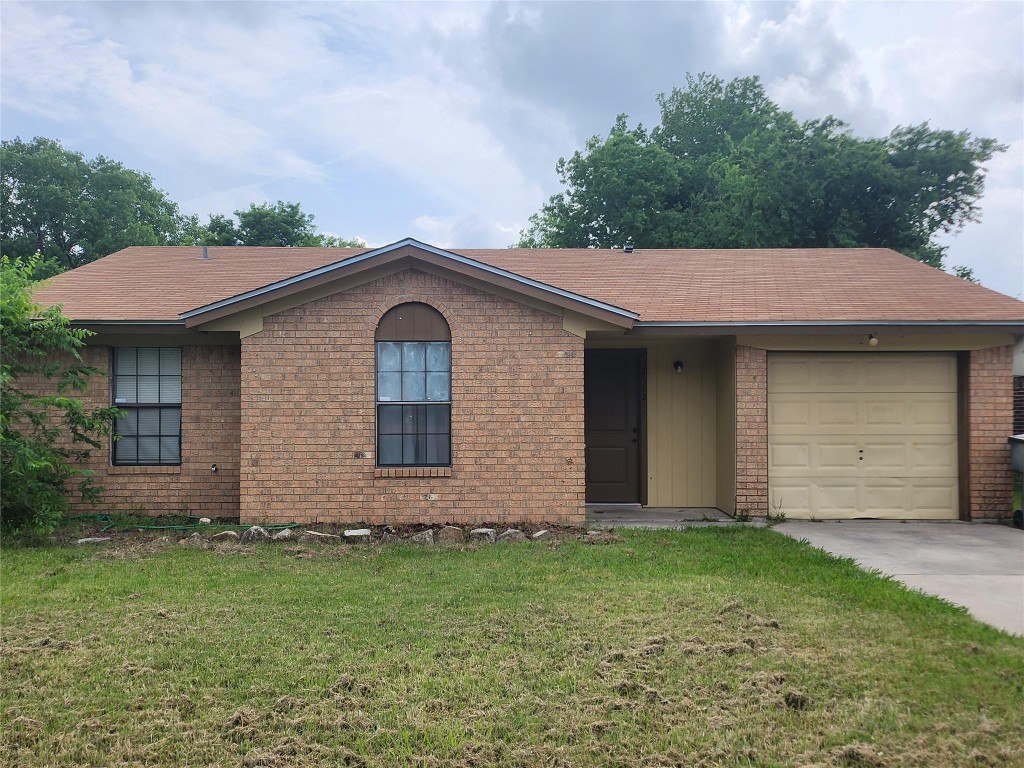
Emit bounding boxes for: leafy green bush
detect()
[1,255,119,536]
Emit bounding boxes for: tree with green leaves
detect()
[1,137,190,275]
[517,73,1004,269]
[0,256,119,536]
[194,201,365,248]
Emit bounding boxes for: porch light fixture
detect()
[868,333,879,347]
[673,360,684,373]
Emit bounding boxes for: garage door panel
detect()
[770,400,812,428]
[772,438,957,478]
[768,353,958,520]
[817,442,860,472]
[770,442,811,470]
[768,482,812,517]
[909,438,959,473]
[817,400,860,427]
[909,481,959,518]
[770,393,956,435]
[769,353,957,394]
[861,479,910,517]
[771,477,958,520]
[816,483,860,517]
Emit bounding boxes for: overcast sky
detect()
[2,1,1022,296]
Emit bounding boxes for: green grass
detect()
[3,528,1022,767]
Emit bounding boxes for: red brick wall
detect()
[239,268,586,525]
[735,345,769,517]
[966,345,1014,520]
[58,345,241,516]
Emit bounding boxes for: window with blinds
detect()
[112,348,182,465]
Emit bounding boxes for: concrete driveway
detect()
[775,521,1024,635]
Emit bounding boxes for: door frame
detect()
[584,348,648,505]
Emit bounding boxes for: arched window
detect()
[375,303,451,467]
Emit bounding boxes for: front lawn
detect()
[2,528,1022,767]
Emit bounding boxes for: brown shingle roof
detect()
[31,244,1024,324]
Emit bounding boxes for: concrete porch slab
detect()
[586,505,737,529]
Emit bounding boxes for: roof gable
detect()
[179,238,638,328]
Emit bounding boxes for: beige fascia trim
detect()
[737,331,1016,352]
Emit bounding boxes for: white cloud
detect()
[1,1,1020,289]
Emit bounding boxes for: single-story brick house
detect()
[31,238,1024,524]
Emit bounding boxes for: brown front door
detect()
[585,349,644,503]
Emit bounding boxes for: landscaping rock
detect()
[198,517,212,525]
[76,537,111,546]
[469,528,496,543]
[240,526,271,544]
[271,528,294,541]
[344,528,372,543]
[531,530,550,540]
[298,530,340,544]
[410,529,435,545]
[212,530,240,542]
[497,529,527,543]
[153,536,172,545]
[179,532,204,546]
[437,525,465,544]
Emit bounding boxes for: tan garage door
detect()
[768,353,958,520]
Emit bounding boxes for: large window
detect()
[376,304,451,467]
[112,348,182,465]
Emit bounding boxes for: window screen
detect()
[112,348,182,465]
[375,304,451,467]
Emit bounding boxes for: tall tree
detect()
[517,73,1004,269]
[1,137,189,273]
[194,201,364,248]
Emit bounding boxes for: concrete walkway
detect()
[775,521,1024,635]
[586,505,739,528]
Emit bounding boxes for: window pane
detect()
[377,342,402,372]
[138,436,159,463]
[426,343,450,372]
[378,405,402,434]
[402,405,422,435]
[115,412,137,437]
[160,409,181,434]
[137,348,160,375]
[116,437,138,463]
[159,375,182,404]
[137,376,160,403]
[115,348,137,375]
[427,434,450,465]
[379,435,402,465]
[159,348,181,375]
[425,404,450,433]
[377,371,401,401]
[114,376,136,403]
[138,409,160,436]
[402,342,425,372]
[403,434,425,464]
[159,437,180,464]
[402,371,425,401]
[426,372,450,402]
